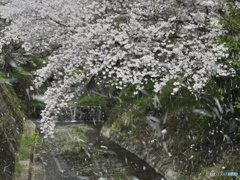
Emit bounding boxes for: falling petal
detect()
[229,103,234,113]
[100,145,108,150]
[161,129,167,134]
[139,89,150,96]
[210,107,222,120]
[132,176,140,180]
[76,176,89,180]
[163,141,168,154]
[192,109,212,117]
[125,156,128,165]
[214,97,223,114]
[163,110,168,124]
[9,60,18,68]
[52,152,63,173]
[83,148,91,158]
[146,116,160,123]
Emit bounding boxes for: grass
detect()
[37,172,44,176]
[114,176,121,180]
[18,133,41,159]
[74,126,86,140]
[70,141,83,149]
[79,169,91,175]
[14,162,22,176]
[57,137,67,146]
[222,155,240,173]
[91,151,101,159]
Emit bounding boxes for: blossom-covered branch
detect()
[0,0,235,136]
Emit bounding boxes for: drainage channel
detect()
[32,120,165,180]
[87,124,165,180]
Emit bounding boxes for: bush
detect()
[79,94,105,106]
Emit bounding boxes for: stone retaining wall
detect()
[0,84,25,180]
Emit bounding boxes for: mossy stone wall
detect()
[0,84,25,180]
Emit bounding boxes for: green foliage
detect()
[18,133,41,159]
[70,126,86,149]
[219,1,240,55]
[79,169,91,175]
[114,176,121,180]
[235,101,240,108]
[61,148,86,160]
[194,155,240,179]
[26,56,50,71]
[2,84,27,114]
[119,79,154,103]
[0,43,40,78]
[79,94,105,106]
[37,172,44,176]
[57,138,67,146]
[133,96,152,107]
[218,0,240,108]
[70,70,85,76]
[74,126,86,140]
[11,68,32,80]
[14,162,22,176]
[116,78,196,115]
[119,84,137,102]
[30,99,46,107]
[223,155,240,172]
[108,78,240,177]
[0,71,6,79]
[72,141,83,149]
[35,57,50,65]
[17,69,32,75]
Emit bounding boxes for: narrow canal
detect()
[33,120,165,180]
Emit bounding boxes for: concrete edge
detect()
[100,126,182,180]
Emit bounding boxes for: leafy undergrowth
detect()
[79,93,106,106]
[14,162,22,177]
[30,99,46,107]
[0,71,6,79]
[106,79,240,178]
[18,133,41,159]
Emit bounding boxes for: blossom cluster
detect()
[0,0,235,136]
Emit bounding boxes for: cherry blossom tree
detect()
[0,0,235,136]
